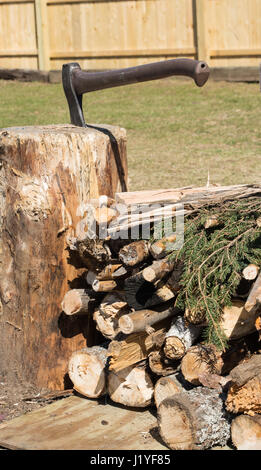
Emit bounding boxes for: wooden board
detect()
[0,396,167,450]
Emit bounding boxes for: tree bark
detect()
[0,124,127,389]
[68,346,107,398]
[157,387,230,450]
[108,361,154,408]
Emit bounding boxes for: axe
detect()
[62,58,209,127]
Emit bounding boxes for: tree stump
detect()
[0,124,127,390]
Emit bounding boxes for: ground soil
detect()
[0,370,71,426]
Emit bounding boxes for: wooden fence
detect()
[0,0,261,71]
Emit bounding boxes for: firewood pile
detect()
[62,183,261,450]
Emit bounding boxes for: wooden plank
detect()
[50,47,196,59]
[0,1,33,3]
[0,50,37,56]
[195,0,209,62]
[35,0,50,70]
[0,395,167,450]
[47,0,150,3]
[211,49,261,57]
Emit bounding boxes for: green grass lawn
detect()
[0,78,260,191]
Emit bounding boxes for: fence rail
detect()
[0,0,261,71]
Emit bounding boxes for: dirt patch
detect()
[0,369,72,427]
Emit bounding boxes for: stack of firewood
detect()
[61,183,261,450]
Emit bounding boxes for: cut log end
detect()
[242,264,259,281]
[61,289,92,316]
[181,344,223,385]
[164,337,186,360]
[118,314,134,335]
[108,363,154,408]
[68,346,107,398]
[157,388,230,450]
[154,374,186,408]
[158,397,194,450]
[231,414,261,450]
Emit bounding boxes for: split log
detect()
[119,240,150,267]
[163,316,202,360]
[98,263,127,280]
[108,362,154,408]
[220,300,260,340]
[68,346,107,398]
[157,387,230,450]
[112,184,261,234]
[242,264,259,281]
[93,292,130,340]
[92,279,117,292]
[93,309,120,340]
[142,258,175,283]
[148,350,178,376]
[154,373,191,408]
[186,299,260,339]
[245,272,261,313]
[61,289,94,316]
[231,414,261,450]
[108,318,173,372]
[118,305,178,335]
[180,344,223,385]
[225,355,261,415]
[226,374,261,415]
[0,124,127,389]
[150,234,177,259]
[116,184,261,208]
[86,263,125,283]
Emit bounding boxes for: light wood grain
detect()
[0,396,167,450]
[1,0,261,70]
